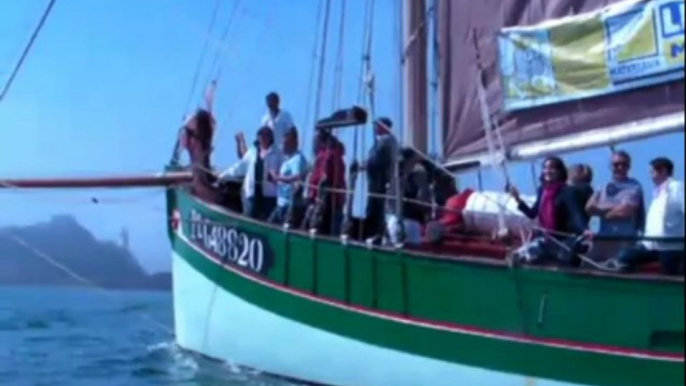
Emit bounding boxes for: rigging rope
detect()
[400,6,434,65]
[345,0,375,228]
[0,0,58,105]
[0,230,174,334]
[363,0,377,122]
[331,0,348,111]
[312,0,333,131]
[393,0,405,220]
[429,0,440,158]
[204,0,243,87]
[219,4,280,128]
[181,0,222,120]
[394,0,403,143]
[219,23,270,125]
[353,0,376,159]
[477,70,508,236]
[303,0,326,154]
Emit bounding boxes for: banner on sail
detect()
[499,0,685,111]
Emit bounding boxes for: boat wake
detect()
[0,287,310,385]
[148,341,304,386]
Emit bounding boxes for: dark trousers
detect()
[268,205,289,225]
[618,245,684,275]
[516,236,584,267]
[245,195,276,221]
[363,196,386,241]
[303,197,343,236]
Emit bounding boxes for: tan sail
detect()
[437,0,685,168]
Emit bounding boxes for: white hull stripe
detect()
[174,228,684,363]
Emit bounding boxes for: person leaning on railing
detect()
[601,157,685,276]
[268,127,308,227]
[387,148,432,246]
[508,156,588,266]
[302,129,346,236]
[585,151,645,262]
[219,126,283,221]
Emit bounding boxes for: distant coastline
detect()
[0,215,171,291]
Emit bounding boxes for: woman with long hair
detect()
[508,156,588,265]
[303,130,346,235]
[182,109,222,204]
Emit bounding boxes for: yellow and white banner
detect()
[499,0,685,111]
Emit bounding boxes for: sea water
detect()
[0,286,297,386]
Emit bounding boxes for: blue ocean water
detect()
[0,286,297,386]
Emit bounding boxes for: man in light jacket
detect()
[220,126,284,221]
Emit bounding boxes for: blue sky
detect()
[0,0,683,273]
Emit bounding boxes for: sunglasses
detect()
[612,161,629,168]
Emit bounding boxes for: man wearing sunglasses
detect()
[586,151,646,259]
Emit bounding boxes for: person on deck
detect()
[387,148,431,246]
[585,151,645,260]
[508,156,588,265]
[181,109,222,204]
[261,92,294,150]
[268,127,308,227]
[303,130,346,236]
[352,117,399,244]
[603,157,684,275]
[568,164,594,226]
[424,183,471,244]
[219,126,283,221]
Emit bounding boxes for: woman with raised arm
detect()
[508,156,588,265]
[181,109,221,203]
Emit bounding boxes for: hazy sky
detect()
[0,0,402,273]
[0,0,683,273]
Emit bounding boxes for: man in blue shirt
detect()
[268,127,308,226]
[586,150,645,260]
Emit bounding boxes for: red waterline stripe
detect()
[174,229,684,363]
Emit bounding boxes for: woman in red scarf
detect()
[508,157,588,265]
[304,130,346,235]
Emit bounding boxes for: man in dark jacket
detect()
[352,117,398,243]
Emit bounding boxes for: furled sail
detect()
[438,0,685,168]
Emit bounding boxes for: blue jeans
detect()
[617,245,683,275]
[268,205,289,225]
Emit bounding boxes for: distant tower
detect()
[120,228,130,250]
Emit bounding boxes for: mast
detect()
[402,0,429,154]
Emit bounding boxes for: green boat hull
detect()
[168,188,684,386]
